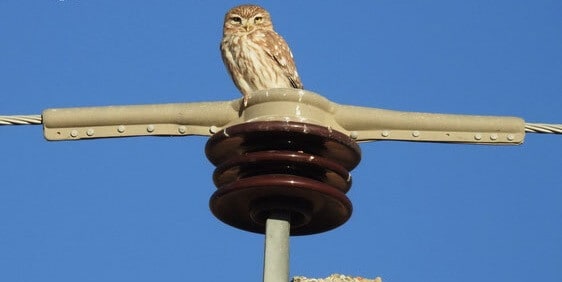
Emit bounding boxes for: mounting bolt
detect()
[350,131,358,139]
[412,130,420,137]
[474,133,482,140]
[86,129,95,136]
[210,125,219,134]
[381,130,390,137]
[117,125,126,133]
[70,130,78,137]
[490,134,498,141]
[147,125,155,133]
[507,134,515,141]
[178,126,187,134]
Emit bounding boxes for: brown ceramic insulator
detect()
[212,150,352,193]
[205,121,361,235]
[209,174,352,235]
[205,121,361,170]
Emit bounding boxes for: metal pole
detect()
[263,211,290,282]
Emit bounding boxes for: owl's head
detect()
[223,5,273,35]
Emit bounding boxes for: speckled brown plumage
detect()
[220,4,303,105]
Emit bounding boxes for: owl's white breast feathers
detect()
[221,33,296,97]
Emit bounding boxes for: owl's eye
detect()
[254,16,263,23]
[230,16,242,24]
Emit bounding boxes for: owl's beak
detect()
[243,23,253,32]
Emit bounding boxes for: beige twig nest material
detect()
[292,274,382,282]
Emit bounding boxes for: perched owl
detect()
[220,4,303,106]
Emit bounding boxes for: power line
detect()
[524,122,562,134]
[0,115,42,125]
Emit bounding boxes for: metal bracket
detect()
[42,101,239,141]
[42,89,524,145]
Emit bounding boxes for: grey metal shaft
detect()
[263,211,290,282]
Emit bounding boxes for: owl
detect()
[220,4,303,106]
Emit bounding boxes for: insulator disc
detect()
[209,174,352,235]
[213,150,352,193]
[205,121,361,170]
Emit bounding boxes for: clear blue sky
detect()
[1,1,561,281]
